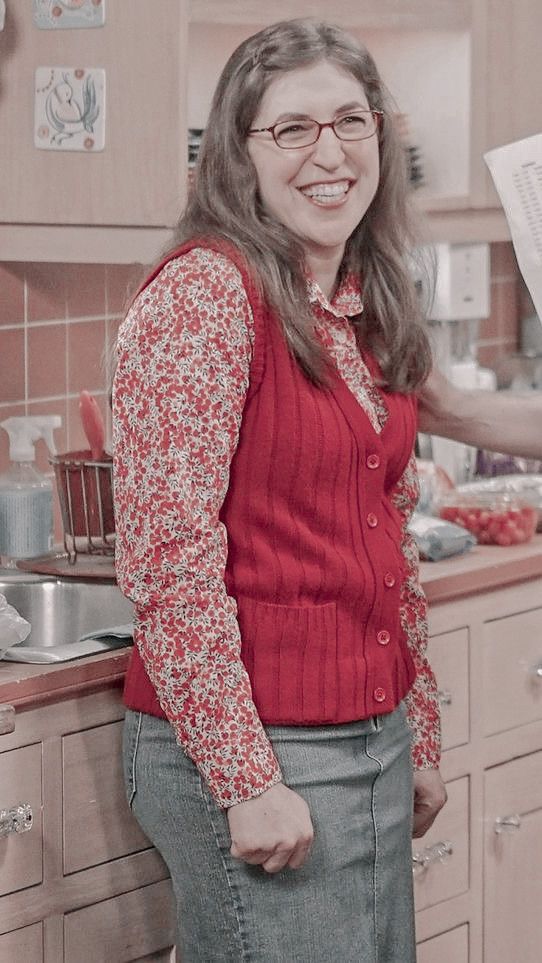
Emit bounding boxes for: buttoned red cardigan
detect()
[123,240,418,725]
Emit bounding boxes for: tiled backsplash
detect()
[0,244,521,537]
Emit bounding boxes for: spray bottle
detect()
[0,416,61,567]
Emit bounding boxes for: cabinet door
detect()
[428,628,470,751]
[484,751,542,963]
[0,0,187,228]
[0,922,43,962]
[412,777,469,911]
[0,743,42,897]
[417,924,469,963]
[485,0,542,205]
[482,606,542,736]
[63,880,176,963]
[62,720,151,875]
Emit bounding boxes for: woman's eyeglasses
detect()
[248,110,383,150]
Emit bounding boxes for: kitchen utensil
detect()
[79,390,105,460]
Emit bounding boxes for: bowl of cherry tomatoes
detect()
[437,492,538,546]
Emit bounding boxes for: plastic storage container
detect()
[437,492,538,546]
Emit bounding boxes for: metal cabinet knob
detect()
[494,814,522,834]
[437,689,453,706]
[528,661,542,680]
[0,803,33,838]
[412,840,453,876]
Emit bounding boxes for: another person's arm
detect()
[113,250,312,871]
[418,365,542,459]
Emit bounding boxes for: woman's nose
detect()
[311,126,346,167]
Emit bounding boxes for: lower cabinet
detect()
[0,688,176,962]
[484,751,542,963]
[417,924,469,963]
[2,574,542,961]
[416,575,542,960]
[0,922,44,961]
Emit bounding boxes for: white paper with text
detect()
[485,133,542,322]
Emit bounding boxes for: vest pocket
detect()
[237,598,338,724]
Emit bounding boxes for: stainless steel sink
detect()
[0,575,134,663]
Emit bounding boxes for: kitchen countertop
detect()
[3,536,542,710]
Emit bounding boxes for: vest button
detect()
[366,512,378,528]
[384,572,396,588]
[374,687,387,703]
[366,453,380,470]
[377,629,391,645]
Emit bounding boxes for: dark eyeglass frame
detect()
[247,109,384,149]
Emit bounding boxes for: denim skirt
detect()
[123,702,416,963]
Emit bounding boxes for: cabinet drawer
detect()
[428,628,469,750]
[483,607,542,735]
[62,720,151,875]
[0,921,43,961]
[0,743,42,897]
[484,751,542,963]
[417,924,468,963]
[63,880,176,963]
[412,776,469,911]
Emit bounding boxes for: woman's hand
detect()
[227,782,314,874]
[412,768,447,838]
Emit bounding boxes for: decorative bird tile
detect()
[34,67,106,152]
[33,0,106,30]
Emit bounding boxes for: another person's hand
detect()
[227,782,314,874]
[412,768,447,838]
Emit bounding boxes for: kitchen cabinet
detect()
[0,688,176,962]
[485,0,542,208]
[1,0,541,262]
[0,0,189,264]
[2,544,542,959]
[415,573,542,960]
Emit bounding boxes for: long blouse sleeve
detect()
[112,249,282,808]
[389,453,441,769]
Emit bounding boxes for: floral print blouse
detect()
[113,247,440,808]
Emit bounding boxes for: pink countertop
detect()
[3,536,542,709]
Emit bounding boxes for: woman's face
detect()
[247,60,380,273]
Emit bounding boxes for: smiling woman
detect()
[112,17,443,963]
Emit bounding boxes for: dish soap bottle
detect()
[0,415,61,567]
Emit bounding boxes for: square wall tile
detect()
[0,264,25,325]
[67,319,106,394]
[26,263,67,322]
[27,324,67,399]
[65,263,107,319]
[105,263,146,315]
[0,328,25,403]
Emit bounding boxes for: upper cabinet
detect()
[0,0,189,263]
[0,0,540,262]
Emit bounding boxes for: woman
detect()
[113,18,456,962]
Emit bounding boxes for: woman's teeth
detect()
[300,181,350,203]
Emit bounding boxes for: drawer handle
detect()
[494,814,521,834]
[0,803,33,838]
[528,660,542,680]
[437,689,452,706]
[412,840,453,876]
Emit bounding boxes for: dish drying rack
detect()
[50,450,115,565]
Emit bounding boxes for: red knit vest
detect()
[122,239,418,724]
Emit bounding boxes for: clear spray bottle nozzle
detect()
[0,415,62,462]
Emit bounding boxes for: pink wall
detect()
[0,245,521,539]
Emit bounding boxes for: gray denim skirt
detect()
[123,702,415,963]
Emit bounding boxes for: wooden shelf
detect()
[188,0,470,30]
